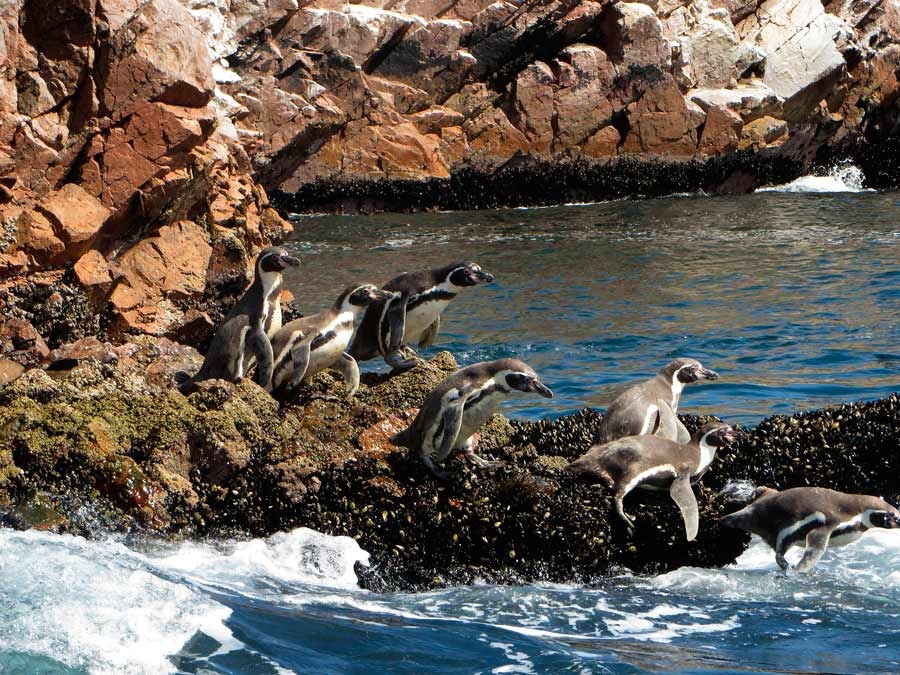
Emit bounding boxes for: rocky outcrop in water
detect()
[213,0,900,210]
[1,346,897,591]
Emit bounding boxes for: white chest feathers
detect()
[456,385,505,444]
[259,271,283,335]
[403,282,456,341]
[307,313,354,374]
[696,437,717,475]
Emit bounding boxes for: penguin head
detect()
[665,358,719,384]
[492,359,554,398]
[695,422,745,449]
[338,284,392,311]
[446,261,495,288]
[864,502,900,529]
[257,247,301,273]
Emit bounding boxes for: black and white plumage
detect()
[721,486,900,573]
[349,261,495,370]
[568,422,742,541]
[595,358,719,445]
[179,246,300,392]
[392,358,553,478]
[269,284,391,399]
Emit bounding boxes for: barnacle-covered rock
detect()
[0,341,896,590]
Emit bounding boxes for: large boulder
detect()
[97,0,215,117]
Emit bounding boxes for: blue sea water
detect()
[3,169,900,674]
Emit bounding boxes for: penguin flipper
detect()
[249,328,275,390]
[418,315,440,348]
[652,399,680,440]
[285,337,313,392]
[669,465,700,541]
[792,526,834,573]
[380,293,408,355]
[335,352,360,398]
[434,396,466,464]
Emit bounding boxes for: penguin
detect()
[179,246,300,392]
[721,486,900,573]
[595,358,719,445]
[568,422,742,541]
[392,358,553,479]
[269,283,392,399]
[349,261,495,370]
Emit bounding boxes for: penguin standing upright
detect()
[721,486,900,572]
[568,422,743,541]
[392,358,553,478]
[269,283,392,398]
[595,358,719,444]
[179,246,300,392]
[349,261,495,370]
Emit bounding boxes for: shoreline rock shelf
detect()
[0,346,897,591]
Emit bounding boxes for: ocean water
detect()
[3,169,900,674]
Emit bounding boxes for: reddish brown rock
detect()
[98,0,215,117]
[698,105,743,156]
[0,318,50,366]
[73,249,114,297]
[622,76,705,156]
[32,184,111,262]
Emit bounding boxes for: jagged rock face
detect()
[0,0,290,344]
[199,0,898,196]
[1,0,899,342]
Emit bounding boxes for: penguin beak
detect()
[720,427,747,445]
[471,268,494,284]
[278,253,301,269]
[698,366,718,380]
[371,288,392,302]
[529,379,554,398]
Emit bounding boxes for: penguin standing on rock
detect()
[269,283,392,399]
[721,486,900,573]
[349,261,495,370]
[568,422,743,541]
[595,358,719,444]
[392,358,553,479]
[179,246,300,393]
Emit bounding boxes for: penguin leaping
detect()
[568,422,743,540]
[721,486,900,573]
[269,283,392,399]
[595,358,719,445]
[179,246,300,392]
[392,358,553,479]
[349,261,495,370]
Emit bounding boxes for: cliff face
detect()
[208,0,900,207]
[1,0,898,339]
[0,0,291,341]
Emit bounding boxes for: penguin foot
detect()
[423,455,450,480]
[465,450,504,471]
[385,347,421,371]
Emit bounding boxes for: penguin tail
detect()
[391,426,412,448]
[174,371,198,394]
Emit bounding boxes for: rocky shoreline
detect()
[0,341,897,591]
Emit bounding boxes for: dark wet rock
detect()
[0,342,897,590]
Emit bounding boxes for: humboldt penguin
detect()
[721,486,900,573]
[349,261,495,370]
[568,422,742,541]
[179,246,300,392]
[392,358,553,479]
[595,358,719,445]
[269,283,392,399]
